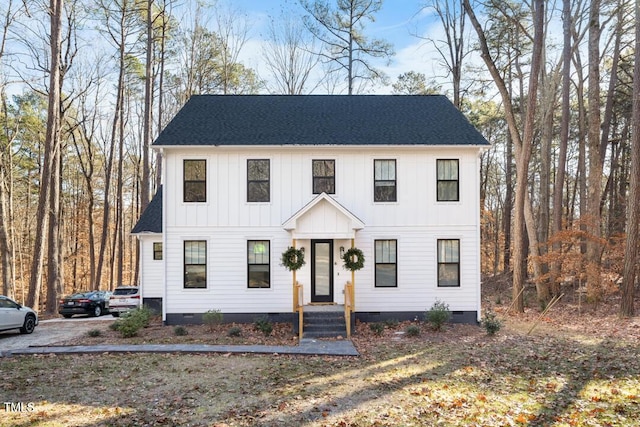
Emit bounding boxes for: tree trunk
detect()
[551,0,571,296]
[585,0,603,299]
[27,0,63,310]
[620,0,640,317]
[141,0,153,213]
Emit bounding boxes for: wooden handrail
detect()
[344,282,354,338]
[294,281,303,340]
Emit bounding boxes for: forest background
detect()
[0,0,638,317]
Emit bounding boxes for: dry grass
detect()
[2,280,640,426]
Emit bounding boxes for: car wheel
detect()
[111,312,120,317]
[20,314,36,334]
[93,305,102,317]
[63,314,72,318]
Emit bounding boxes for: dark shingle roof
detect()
[131,186,162,234]
[153,95,490,147]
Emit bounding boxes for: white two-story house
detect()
[131,95,489,328]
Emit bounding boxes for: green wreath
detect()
[342,247,365,271]
[281,247,305,271]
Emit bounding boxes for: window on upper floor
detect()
[312,159,335,194]
[153,242,163,260]
[247,159,270,202]
[374,159,397,202]
[184,240,207,288]
[437,159,459,202]
[248,240,270,288]
[184,159,206,202]
[375,239,397,287]
[437,239,460,287]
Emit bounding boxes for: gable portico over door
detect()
[283,193,365,304]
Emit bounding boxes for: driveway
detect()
[0,315,114,352]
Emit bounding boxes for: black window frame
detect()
[312,159,335,194]
[247,159,270,203]
[153,242,163,260]
[247,240,270,288]
[375,239,397,288]
[184,240,207,289]
[183,159,207,202]
[374,159,397,202]
[437,239,460,287]
[436,159,460,202]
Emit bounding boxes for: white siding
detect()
[160,146,482,315]
[138,235,164,298]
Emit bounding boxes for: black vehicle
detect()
[58,291,110,318]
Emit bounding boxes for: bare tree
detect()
[26,0,64,310]
[263,8,320,94]
[300,0,394,94]
[464,0,546,311]
[417,0,467,107]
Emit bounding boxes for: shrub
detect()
[112,307,152,338]
[173,326,188,336]
[426,300,451,331]
[202,309,223,330]
[481,310,502,336]
[87,329,102,337]
[254,316,273,336]
[369,322,385,336]
[227,326,242,337]
[383,318,399,328]
[405,324,420,337]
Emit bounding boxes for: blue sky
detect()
[220,0,444,93]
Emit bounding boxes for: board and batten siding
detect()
[161,146,482,318]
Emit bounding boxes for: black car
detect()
[58,291,110,318]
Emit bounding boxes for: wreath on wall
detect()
[342,247,365,271]
[281,247,306,271]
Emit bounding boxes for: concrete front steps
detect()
[303,305,347,339]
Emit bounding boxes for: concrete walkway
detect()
[2,338,359,357]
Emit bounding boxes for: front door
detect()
[311,240,333,303]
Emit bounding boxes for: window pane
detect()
[185,241,206,264]
[375,264,397,287]
[438,240,459,262]
[248,160,269,180]
[184,160,206,180]
[185,265,206,288]
[313,160,334,177]
[437,159,458,180]
[249,265,270,288]
[314,177,335,194]
[438,264,459,287]
[248,241,270,264]
[375,160,396,180]
[437,181,459,202]
[374,182,396,202]
[248,182,269,202]
[375,240,397,263]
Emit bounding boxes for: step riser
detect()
[303,312,347,338]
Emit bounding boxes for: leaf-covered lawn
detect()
[2,317,639,426]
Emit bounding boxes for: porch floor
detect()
[304,304,344,312]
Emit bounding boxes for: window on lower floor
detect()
[153,242,163,260]
[375,239,397,287]
[437,159,459,201]
[437,239,460,287]
[374,159,396,202]
[312,159,335,194]
[248,240,270,288]
[184,240,206,288]
[247,159,270,202]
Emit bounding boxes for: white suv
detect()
[109,286,141,317]
[0,295,38,334]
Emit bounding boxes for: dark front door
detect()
[311,240,333,303]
